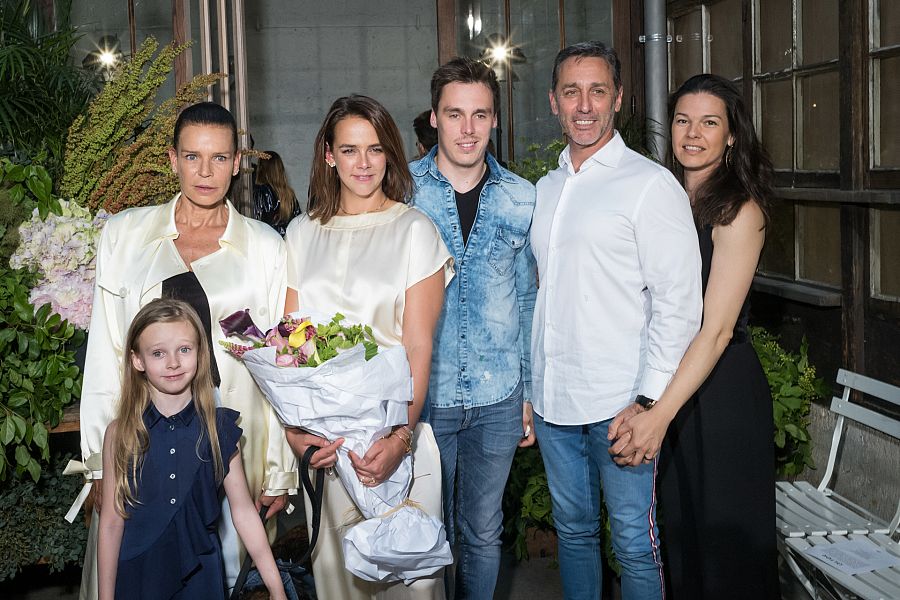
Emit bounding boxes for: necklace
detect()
[338,196,388,216]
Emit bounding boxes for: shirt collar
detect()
[559,130,626,174]
[143,399,197,430]
[141,193,249,258]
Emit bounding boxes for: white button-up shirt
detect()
[530,132,702,425]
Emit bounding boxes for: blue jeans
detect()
[533,412,664,600]
[428,383,524,600]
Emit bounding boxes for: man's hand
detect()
[255,492,288,520]
[608,405,672,467]
[519,402,536,447]
[285,428,343,469]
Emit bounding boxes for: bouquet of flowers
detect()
[10,199,109,330]
[220,309,452,584]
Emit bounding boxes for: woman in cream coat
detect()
[77,102,296,598]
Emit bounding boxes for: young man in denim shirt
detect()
[410,57,537,600]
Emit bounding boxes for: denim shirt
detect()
[410,148,537,410]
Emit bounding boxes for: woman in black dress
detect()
[608,74,779,598]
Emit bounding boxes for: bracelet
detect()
[388,425,413,455]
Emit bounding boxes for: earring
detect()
[326,159,336,168]
[725,145,733,169]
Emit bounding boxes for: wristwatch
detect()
[635,394,658,410]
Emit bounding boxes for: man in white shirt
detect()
[530,41,702,599]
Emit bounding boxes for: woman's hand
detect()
[519,402,536,448]
[348,435,406,486]
[608,405,674,467]
[284,428,343,469]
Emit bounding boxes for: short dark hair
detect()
[308,95,413,224]
[173,101,238,152]
[413,110,438,152]
[551,41,622,93]
[430,57,501,114]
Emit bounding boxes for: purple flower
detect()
[221,341,255,359]
[297,338,317,364]
[220,309,265,341]
[265,328,290,352]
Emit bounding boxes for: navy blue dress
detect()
[115,402,242,600]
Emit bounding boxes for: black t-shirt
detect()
[455,165,490,245]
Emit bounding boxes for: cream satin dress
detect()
[285,202,454,600]
[77,195,297,598]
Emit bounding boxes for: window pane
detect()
[874,55,900,168]
[709,0,742,80]
[759,199,795,277]
[671,9,704,90]
[800,0,838,64]
[564,0,613,45]
[798,203,841,287]
[757,0,792,73]
[760,78,793,169]
[876,0,900,48]
[876,209,900,297]
[799,70,840,170]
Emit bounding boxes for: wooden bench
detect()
[776,369,900,599]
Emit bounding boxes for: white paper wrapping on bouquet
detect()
[237,342,452,582]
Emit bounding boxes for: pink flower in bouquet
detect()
[275,353,299,367]
[265,328,290,352]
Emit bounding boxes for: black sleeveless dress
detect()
[658,224,780,599]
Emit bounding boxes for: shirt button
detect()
[170,448,175,454]
[169,424,175,431]
[170,473,176,480]
[170,498,176,504]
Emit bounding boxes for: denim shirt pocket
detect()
[488,225,528,276]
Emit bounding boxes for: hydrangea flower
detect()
[10,200,109,331]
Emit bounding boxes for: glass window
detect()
[873,54,900,168]
[798,203,841,286]
[799,70,840,170]
[671,9,704,89]
[565,0,613,43]
[875,0,900,48]
[709,0,742,80]
[759,78,793,169]
[757,0,793,73]
[759,200,796,277]
[800,0,838,65]
[873,209,900,298]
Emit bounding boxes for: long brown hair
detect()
[110,299,223,518]
[669,74,772,227]
[308,95,413,224]
[255,150,298,223]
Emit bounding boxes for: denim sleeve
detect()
[514,235,538,402]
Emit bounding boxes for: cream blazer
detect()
[79,195,297,497]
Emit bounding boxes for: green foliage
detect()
[751,326,829,476]
[0,453,89,580]
[307,313,378,366]
[60,37,223,213]
[502,446,553,560]
[0,186,28,266]
[0,0,97,177]
[1,157,62,219]
[508,139,567,185]
[0,265,83,482]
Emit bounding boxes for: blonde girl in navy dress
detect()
[96,299,287,600]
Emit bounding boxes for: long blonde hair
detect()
[111,298,224,518]
[255,150,298,224]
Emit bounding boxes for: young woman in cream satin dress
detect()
[284,95,453,600]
